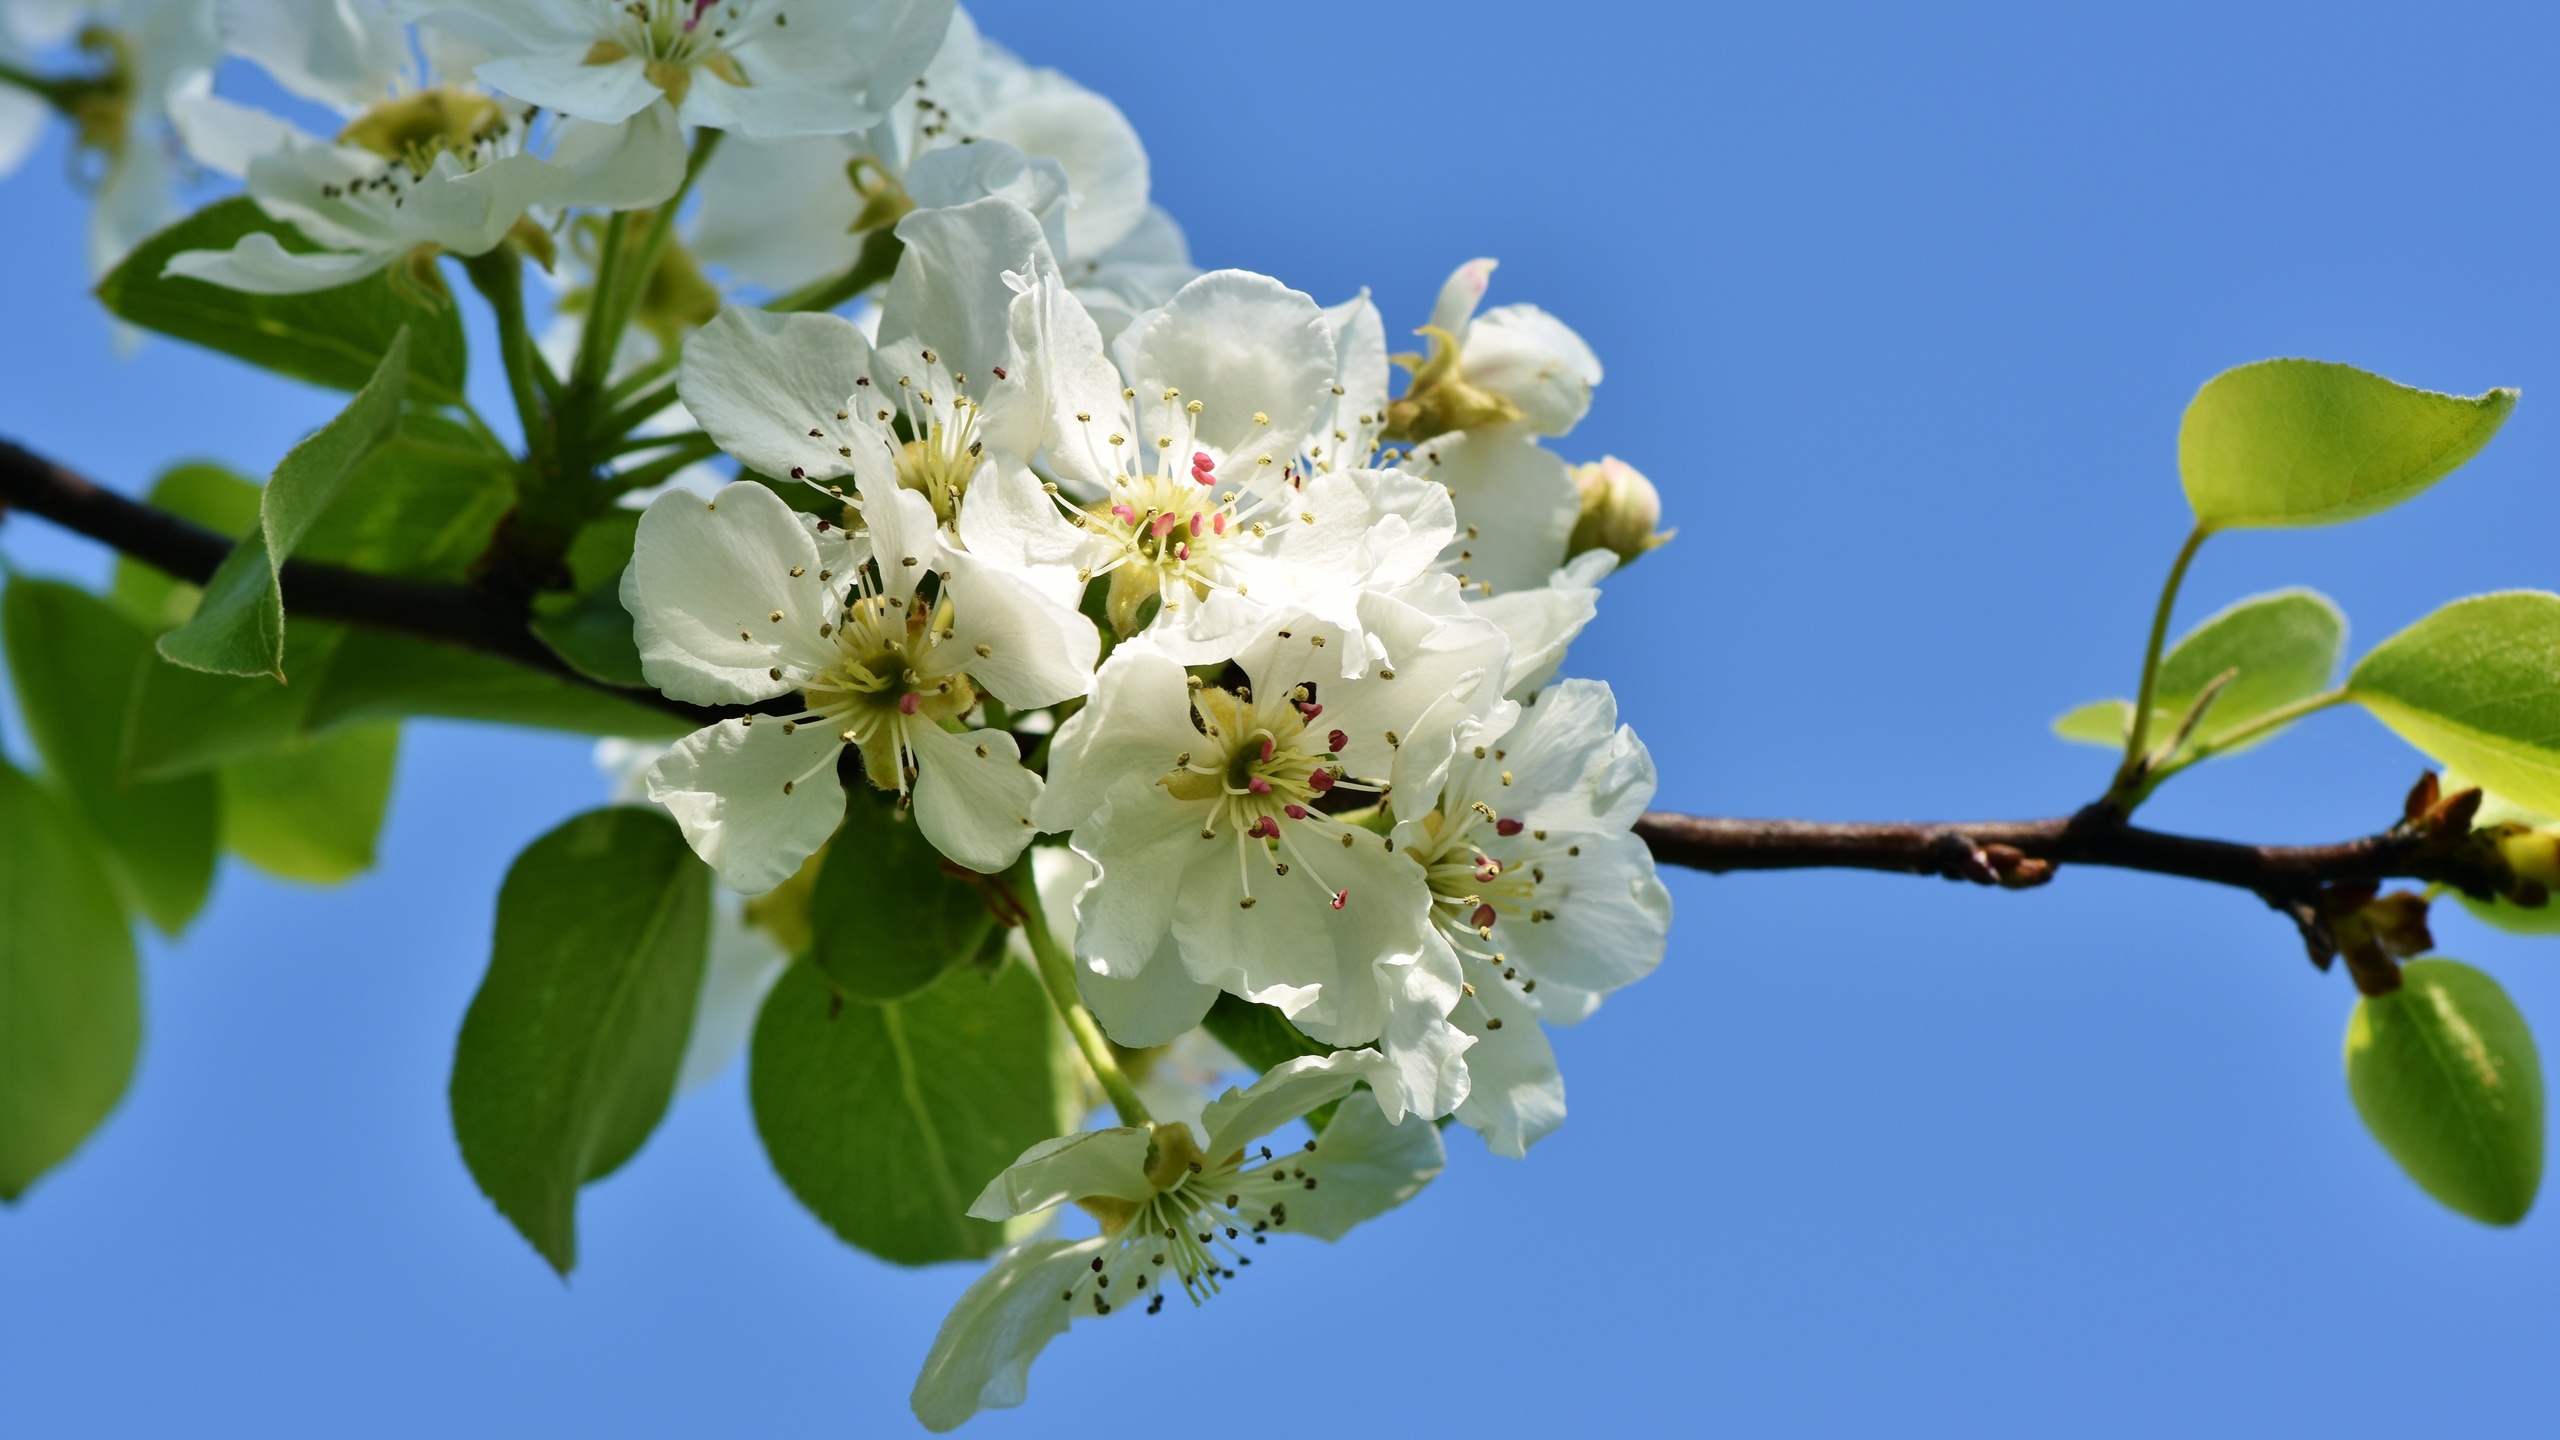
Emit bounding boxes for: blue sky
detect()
[5,1,2560,1434]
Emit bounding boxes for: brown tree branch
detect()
[0,437,724,726]
[0,435,2521,985]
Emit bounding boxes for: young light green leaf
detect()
[158,330,412,680]
[751,958,1059,1266]
[3,579,219,934]
[2179,359,2515,531]
[2053,589,2346,759]
[218,723,400,885]
[451,806,711,1274]
[97,198,467,404]
[0,761,142,1201]
[111,462,262,629]
[305,630,693,740]
[2345,958,2543,1225]
[2348,592,2560,816]
[2052,699,2130,748]
[807,790,999,1002]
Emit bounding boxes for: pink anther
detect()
[1471,904,1497,929]
[1330,889,1350,911]
[898,693,921,714]
[1495,818,1523,836]
[1247,776,1271,795]
[1327,729,1348,753]
[1283,804,1308,820]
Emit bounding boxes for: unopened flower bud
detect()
[1567,456,1673,564]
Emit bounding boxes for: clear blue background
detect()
[4,1,2558,1433]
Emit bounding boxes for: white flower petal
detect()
[967,1127,1153,1220]
[901,143,1071,274]
[1074,922,1216,1049]
[1419,425,1580,596]
[1427,257,1497,336]
[909,1235,1108,1433]
[478,48,660,125]
[219,0,412,110]
[629,482,836,705]
[546,100,687,210]
[692,135,864,293]
[904,721,1040,873]
[162,230,395,294]
[679,306,882,488]
[952,461,1088,613]
[939,549,1098,709]
[1064,783,1198,980]
[166,78,306,179]
[1447,947,1565,1158]
[1034,646,1196,832]
[973,77,1147,258]
[1283,1094,1448,1240]
[648,718,848,894]
[1198,1048,1397,1158]
[882,195,1053,453]
[1116,269,1334,472]
[1372,935,1473,1123]
[1490,829,1671,1002]
[1463,303,1603,436]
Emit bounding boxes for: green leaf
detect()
[451,806,711,1273]
[304,629,692,740]
[2057,589,2347,757]
[0,760,142,1201]
[2348,592,2560,816]
[97,197,467,404]
[218,723,400,884]
[807,790,999,1002]
[3,580,219,934]
[111,462,262,629]
[1203,992,1329,1073]
[751,957,1059,1265]
[123,623,349,780]
[530,511,646,688]
[2345,958,2543,1225]
[296,412,516,580]
[2051,699,2130,748]
[2179,358,2515,532]
[158,330,411,680]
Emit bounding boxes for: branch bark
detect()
[0,437,724,726]
[0,435,2515,962]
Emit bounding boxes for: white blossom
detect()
[910,1050,1444,1431]
[1,0,221,279]
[389,0,951,139]
[626,478,1092,890]
[166,79,685,294]
[1026,269,1456,672]
[1388,678,1671,1156]
[1037,595,1512,1122]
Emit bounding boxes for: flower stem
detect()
[460,248,551,462]
[1012,860,1152,1127]
[2108,525,2208,808]
[770,227,905,313]
[577,129,722,409]
[2131,687,2351,802]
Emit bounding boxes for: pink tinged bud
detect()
[1495,818,1524,836]
[1284,804,1308,819]
[1152,512,1178,538]
[1331,889,1350,911]
[1306,769,1336,793]
[1112,504,1138,524]
[1248,776,1271,794]
[898,693,921,714]
[1327,729,1348,753]
[1471,904,1497,929]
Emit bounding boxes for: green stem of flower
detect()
[460,248,552,462]
[601,380,683,443]
[578,129,722,413]
[1014,859,1152,1127]
[2110,525,2209,808]
[2132,688,2353,802]
[0,60,61,103]
[569,210,631,399]
[609,433,721,493]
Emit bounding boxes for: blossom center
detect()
[795,590,976,791]
[337,89,512,179]
[1157,682,1376,911]
[1058,1128,1332,1317]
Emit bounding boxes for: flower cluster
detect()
[0,0,1676,1426]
